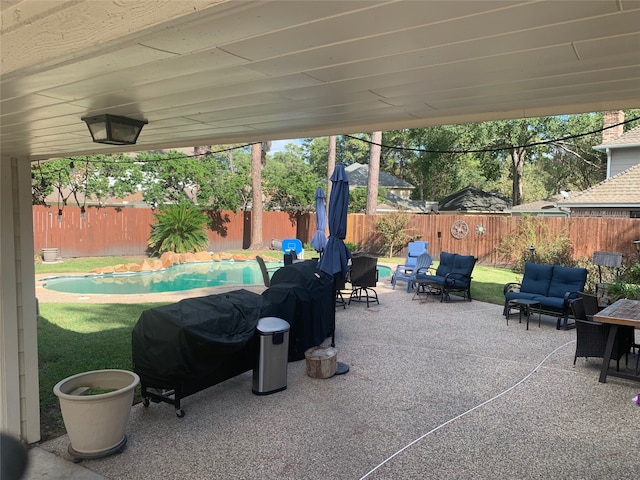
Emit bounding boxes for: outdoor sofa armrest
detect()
[503,282,522,295]
[443,271,472,286]
[563,291,582,311]
[415,265,436,276]
[395,264,413,275]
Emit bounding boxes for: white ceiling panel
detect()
[1,0,639,161]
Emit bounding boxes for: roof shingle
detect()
[594,125,640,149]
[558,163,640,206]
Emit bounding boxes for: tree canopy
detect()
[33,110,640,210]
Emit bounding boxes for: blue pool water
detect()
[43,261,392,295]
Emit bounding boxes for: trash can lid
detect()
[257,316,290,333]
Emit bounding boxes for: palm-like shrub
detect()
[148,203,210,254]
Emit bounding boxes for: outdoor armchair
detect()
[256,256,274,287]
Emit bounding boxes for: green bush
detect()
[148,203,210,254]
[620,263,640,284]
[375,212,419,258]
[345,242,357,252]
[496,215,577,272]
[607,281,640,301]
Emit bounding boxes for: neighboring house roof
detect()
[557,163,640,207]
[382,192,439,213]
[593,125,640,151]
[345,163,414,189]
[438,186,512,212]
[511,193,571,216]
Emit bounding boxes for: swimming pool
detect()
[43,261,393,295]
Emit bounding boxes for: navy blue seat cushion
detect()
[548,265,588,299]
[435,252,455,277]
[415,274,445,285]
[520,262,553,296]
[533,295,565,311]
[504,291,539,303]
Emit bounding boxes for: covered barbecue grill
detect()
[262,260,334,361]
[132,289,266,416]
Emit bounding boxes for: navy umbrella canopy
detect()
[310,187,327,254]
[318,165,352,281]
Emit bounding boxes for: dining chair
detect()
[571,298,630,371]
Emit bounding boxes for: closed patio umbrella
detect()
[317,165,351,280]
[317,165,351,374]
[310,187,327,254]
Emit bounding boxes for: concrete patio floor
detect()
[25,280,639,479]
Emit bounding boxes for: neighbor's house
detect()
[557,163,640,218]
[592,112,640,179]
[557,113,640,218]
[345,163,438,213]
[345,162,414,199]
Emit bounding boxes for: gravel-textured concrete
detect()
[30,280,640,479]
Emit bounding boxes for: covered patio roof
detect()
[2,0,639,162]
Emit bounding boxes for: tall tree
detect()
[366,131,382,214]
[473,117,556,205]
[263,154,319,212]
[405,125,465,201]
[249,142,269,249]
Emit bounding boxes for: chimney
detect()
[602,110,625,144]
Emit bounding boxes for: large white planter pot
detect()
[53,369,139,460]
[41,247,58,262]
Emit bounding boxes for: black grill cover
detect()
[132,289,266,383]
[263,261,334,361]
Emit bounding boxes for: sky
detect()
[270,138,302,154]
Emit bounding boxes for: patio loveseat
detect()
[413,251,477,302]
[503,262,588,330]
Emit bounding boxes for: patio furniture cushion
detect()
[548,265,588,298]
[520,263,553,296]
[435,251,455,277]
[451,254,476,285]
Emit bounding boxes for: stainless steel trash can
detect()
[252,317,290,395]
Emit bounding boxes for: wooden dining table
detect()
[593,298,640,383]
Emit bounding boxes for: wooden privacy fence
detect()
[348,214,640,265]
[33,205,640,265]
[32,206,304,258]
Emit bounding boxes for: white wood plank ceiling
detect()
[1,0,639,161]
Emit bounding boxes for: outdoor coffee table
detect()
[508,299,541,330]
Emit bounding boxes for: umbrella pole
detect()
[332,276,349,375]
[331,277,336,347]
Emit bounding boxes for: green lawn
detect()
[38,302,164,440]
[36,254,520,440]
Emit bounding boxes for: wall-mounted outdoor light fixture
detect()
[81,114,148,145]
